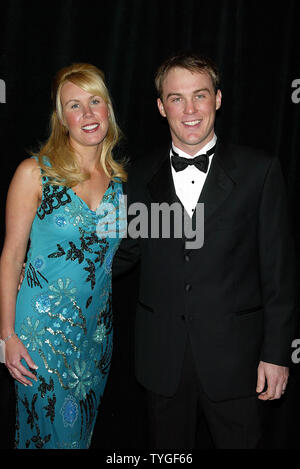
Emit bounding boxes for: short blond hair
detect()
[37,63,127,187]
[155,53,220,99]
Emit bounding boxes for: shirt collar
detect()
[171,134,217,159]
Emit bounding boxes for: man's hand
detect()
[256,361,289,401]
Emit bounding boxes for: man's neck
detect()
[172,134,217,158]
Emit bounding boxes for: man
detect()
[114,52,296,449]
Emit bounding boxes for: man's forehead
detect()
[162,68,213,93]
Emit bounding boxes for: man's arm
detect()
[112,236,140,279]
[257,157,296,400]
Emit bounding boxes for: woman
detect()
[0,63,127,449]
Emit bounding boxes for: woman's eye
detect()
[71,103,79,109]
[91,98,100,105]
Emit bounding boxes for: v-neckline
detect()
[70,180,113,214]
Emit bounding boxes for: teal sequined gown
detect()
[14,159,125,449]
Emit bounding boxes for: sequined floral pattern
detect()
[20,317,46,351]
[61,395,79,428]
[48,278,77,306]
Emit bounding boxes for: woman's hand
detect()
[5,335,38,387]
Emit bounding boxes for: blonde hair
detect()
[37,63,127,186]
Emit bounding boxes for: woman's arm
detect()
[0,158,42,386]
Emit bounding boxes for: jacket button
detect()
[185,284,192,292]
[184,254,190,262]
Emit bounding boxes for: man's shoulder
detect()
[126,144,170,179]
[219,141,272,160]
[217,141,276,175]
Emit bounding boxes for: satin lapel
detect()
[147,149,187,244]
[196,142,236,224]
[147,149,178,205]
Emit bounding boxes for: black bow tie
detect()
[171,145,216,173]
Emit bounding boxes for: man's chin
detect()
[174,138,211,155]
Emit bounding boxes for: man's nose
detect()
[184,99,197,114]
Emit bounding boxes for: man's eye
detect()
[196,94,205,99]
[172,97,181,103]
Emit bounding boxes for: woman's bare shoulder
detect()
[13,157,41,181]
[8,158,42,200]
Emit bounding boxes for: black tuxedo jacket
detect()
[113,141,296,402]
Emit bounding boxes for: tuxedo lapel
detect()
[196,142,237,224]
[147,148,188,244]
[147,148,178,205]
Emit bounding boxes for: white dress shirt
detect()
[170,134,217,218]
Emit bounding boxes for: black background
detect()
[0,0,299,450]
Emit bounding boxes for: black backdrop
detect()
[0,0,299,450]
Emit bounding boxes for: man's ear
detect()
[216,89,222,111]
[157,98,166,117]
